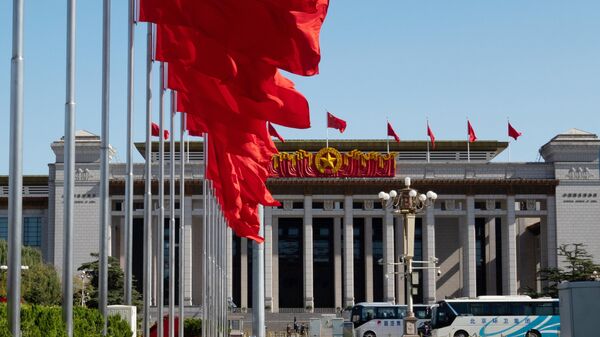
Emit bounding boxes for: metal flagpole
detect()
[99,0,111,333]
[252,205,266,337]
[158,62,166,337]
[8,0,24,335]
[466,118,471,163]
[207,182,214,337]
[202,133,208,337]
[179,109,186,337]
[169,90,176,337]
[124,0,135,307]
[143,22,154,337]
[63,0,77,335]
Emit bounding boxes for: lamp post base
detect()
[402,316,419,337]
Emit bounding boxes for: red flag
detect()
[268,122,285,142]
[151,122,169,139]
[508,122,522,140]
[387,122,400,143]
[327,112,346,133]
[427,123,436,149]
[139,0,329,76]
[467,120,477,143]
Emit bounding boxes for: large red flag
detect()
[508,122,522,140]
[268,122,285,142]
[387,122,400,143]
[151,122,170,139]
[427,123,436,150]
[467,120,477,143]
[327,112,346,133]
[168,62,310,129]
[139,0,329,76]
[155,24,238,82]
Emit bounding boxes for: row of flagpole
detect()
[6,0,214,335]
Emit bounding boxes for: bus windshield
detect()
[350,304,406,328]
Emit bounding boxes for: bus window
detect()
[534,302,554,316]
[376,307,397,319]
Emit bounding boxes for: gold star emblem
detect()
[320,152,337,169]
[315,147,343,174]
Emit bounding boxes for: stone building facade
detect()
[1,128,599,312]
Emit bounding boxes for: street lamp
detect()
[79,270,92,307]
[379,177,437,337]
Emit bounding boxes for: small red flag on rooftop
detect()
[268,122,285,142]
[508,122,522,140]
[427,122,436,150]
[467,120,477,143]
[327,111,346,133]
[387,122,400,143]
[151,122,169,139]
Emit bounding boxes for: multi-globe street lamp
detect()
[378,177,437,337]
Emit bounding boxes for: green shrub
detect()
[184,318,202,337]
[0,304,132,337]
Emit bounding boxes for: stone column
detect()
[423,207,436,304]
[343,195,354,308]
[542,197,558,269]
[462,196,477,297]
[383,210,395,303]
[264,207,273,312]
[272,220,279,312]
[394,216,405,304]
[365,217,374,302]
[240,237,248,309]
[502,196,518,295]
[485,217,497,295]
[334,217,343,310]
[303,195,314,310]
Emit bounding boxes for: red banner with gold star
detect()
[270,147,396,178]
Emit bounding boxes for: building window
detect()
[0,217,42,248]
[0,217,7,241]
[23,217,42,247]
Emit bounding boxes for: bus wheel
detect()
[453,331,468,337]
[525,330,541,337]
[363,331,376,337]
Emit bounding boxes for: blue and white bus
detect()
[350,302,432,337]
[431,296,559,337]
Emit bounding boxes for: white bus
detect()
[350,302,432,337]
[431,296,559,337]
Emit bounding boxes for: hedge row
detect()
[0,304,132,337]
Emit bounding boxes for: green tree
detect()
[77,253,142,310]
[0,240,61,305]
[531,243,600,297]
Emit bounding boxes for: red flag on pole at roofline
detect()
[427,122,436,150]
[327,112,346,133]
[387,122,400,143]
[268,122,285,142]
[508,122,522,140]
[467,120,477,143]
[151,122,169,139]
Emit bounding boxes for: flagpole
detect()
[63,0,77,334]
[178,98,186,337]
[169,90,176,337]
[143,22,154,337]
[252,205,266,337]
[507,117,511,162]
[386,118,390,154]
[99,0,111,333]
[426,119,430,163]
[326,111,329,148]
[202,133,208,337]
[467,118,470,163]
[7,0,24,335]
[158,62,166,337]
[123,0,135,308]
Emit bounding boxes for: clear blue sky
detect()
[2,1,600,174]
